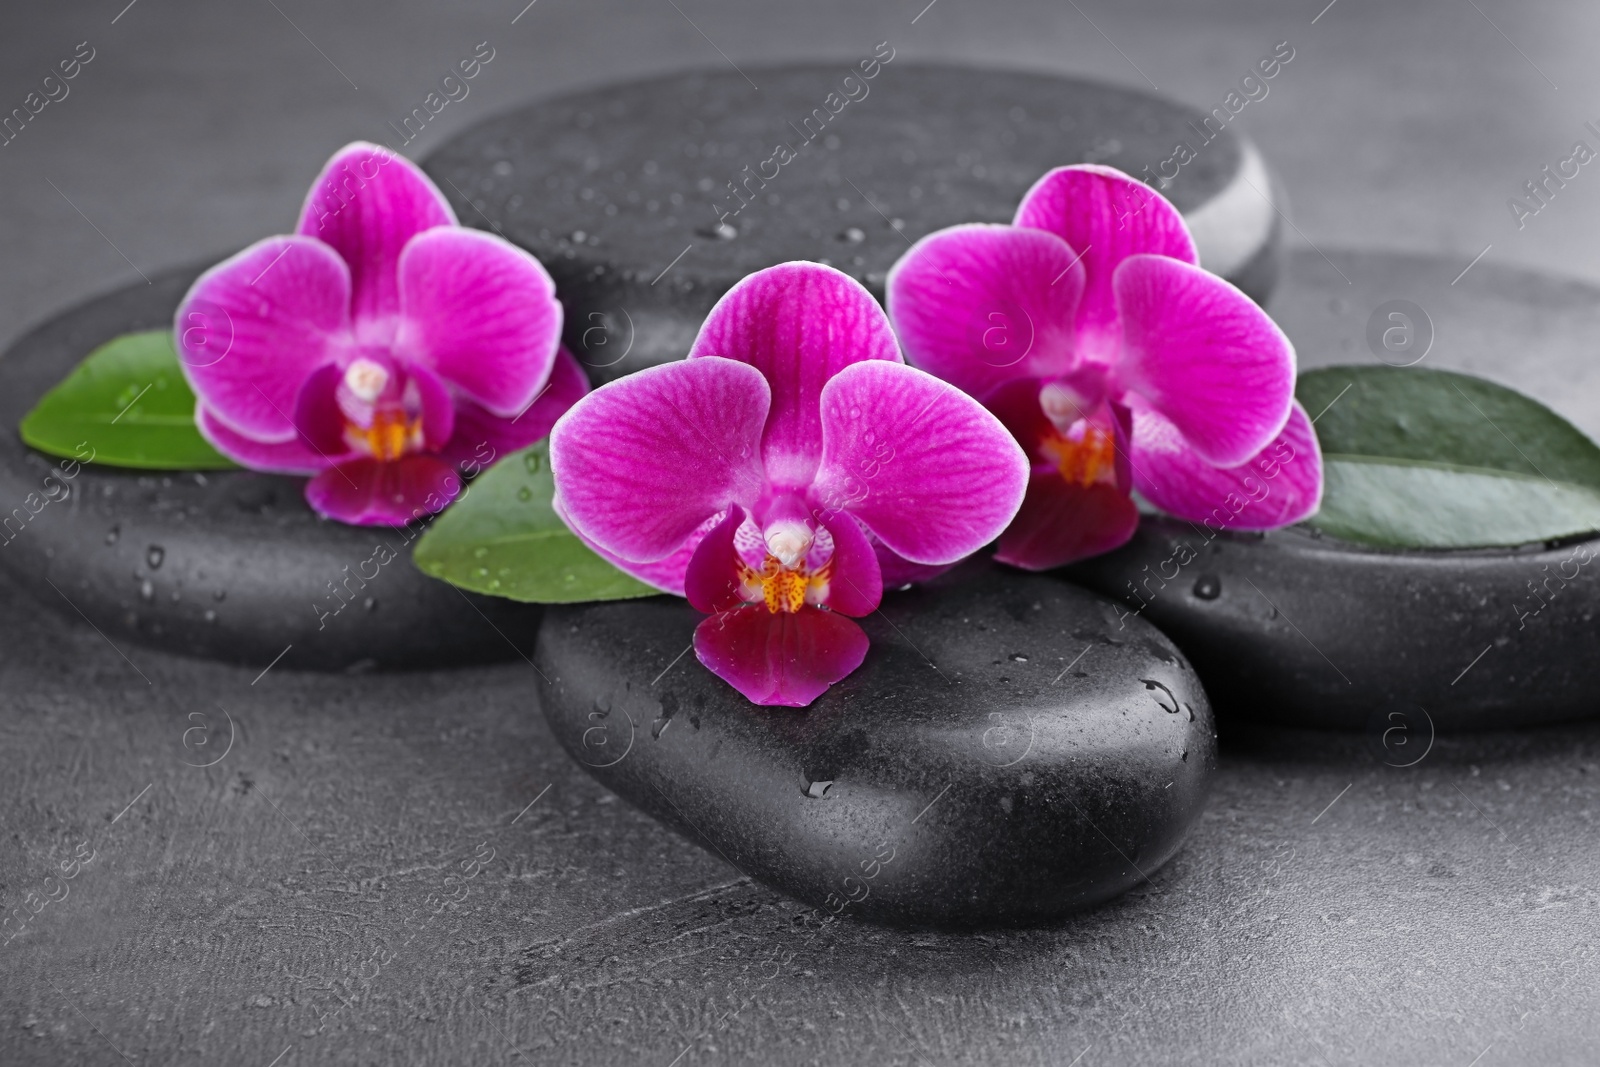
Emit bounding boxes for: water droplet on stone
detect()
[1180,749,1189,762]
[203,609,217,623]
[804,780,833,799]
[1009,653,1029,662]
[169,590,181,603]
[139,579,154,602]
[1193,575,1221,600]
[839,226,865,243]
[570,230,587,244]
[492,160,513,177]
[364,597,376,612]
[105,526,120,545]
[147,545,165,570]
[213,589,226,601]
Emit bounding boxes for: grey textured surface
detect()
[5,0,1600,1063]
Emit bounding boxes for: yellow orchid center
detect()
[1040,424,1118,489]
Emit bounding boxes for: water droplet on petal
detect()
[473,546,489,559]
[517,486,534,502]
[523,452,543,474]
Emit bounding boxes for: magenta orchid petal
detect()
[1113,253,1295,467]
[195,404,330,475]
[817,512,882,617]
[995,472,1141,571]
[1014,164,1197,351]
[305,454,461,527]
[549,357,770,564]
[295,142,455,321]
[438,346,589,467]
[812,362,1028,565]
[693,606,870,708]
[685,507,748,614]
[176,235,349,442]
[688,261,900,488]
[871,536,957,588]
[887,223,1086,397]
[1131,400,1323,529]
[552,495,714,597]
[398,227,561,417]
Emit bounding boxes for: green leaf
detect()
[1296,365,1600,548]
[19,330,236,470]
[413,441,659,603]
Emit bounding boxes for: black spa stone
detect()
[0,264,541,672]
[1064,248,1600,733]
[535,563,1215,928]
[423,62,1283,383]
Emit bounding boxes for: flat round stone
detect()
[0,264,541,671]
[536,563,1214,928]
[1065,248,1600,732]
[423,63,1282,382]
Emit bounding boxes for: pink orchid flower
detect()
[174,141,587,525]
[887,164,1322,570]
[550,262,1029,707]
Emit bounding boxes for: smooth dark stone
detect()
[0,263,541,671]
[1065,247,1600,732]
[424,63,1282,383]
[535,563,1215,928]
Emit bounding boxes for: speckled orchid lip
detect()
[887,163,1322,570]
[550,262,1030,708]
[172,141,587,526]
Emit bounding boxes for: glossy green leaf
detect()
[19,330,236,470]
[413,441,659,603]
[1296,365,1600,548]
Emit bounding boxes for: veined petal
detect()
[438,346,588,468]
[995,472,1141,571]
[689,261,900,488]
[813,362,1028,565]
[398,227,561,417]
[1113,254,1295,467]
[886,223,1085,397]
[176,235,349,442]
[693,606,870,707]
[552,495,716,597]
[1131,399,1323,529]
[550,358,769,564]
[304,454,461,527]
[295,142,455,321]
[1014,165,1197,350]
[195,404,332,475]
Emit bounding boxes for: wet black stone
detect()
[0,263,541,671]
[424,63,1283,383]
[535,563,1215,928]
[1066,519,1600,733]
[1065,247,1600,733]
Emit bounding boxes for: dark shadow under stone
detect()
[536,563,1215,928]
[1065,248,1600,732]
[0,264,541,672]
[422,62,1283,383]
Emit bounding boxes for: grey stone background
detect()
[2,1,1598,1065]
